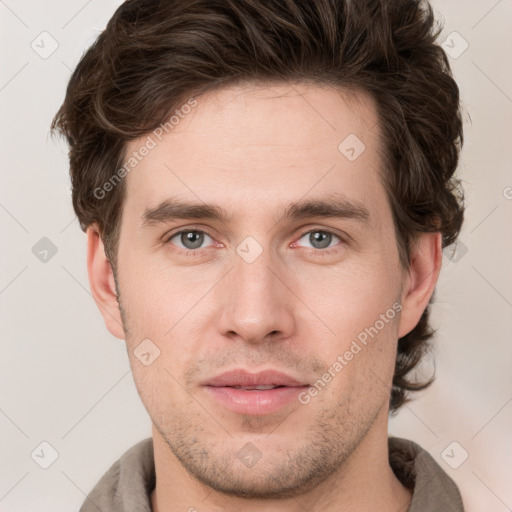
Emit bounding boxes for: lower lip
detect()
[203,385,308,415]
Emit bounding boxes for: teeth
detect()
[233,385,278,390]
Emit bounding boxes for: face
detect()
[110,83,410,498]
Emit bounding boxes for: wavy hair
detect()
[51,0,465,412]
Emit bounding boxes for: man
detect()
[52,0,466,510]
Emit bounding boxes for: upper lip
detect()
[202,369,307,387]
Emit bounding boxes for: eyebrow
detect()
[141,193,372,228]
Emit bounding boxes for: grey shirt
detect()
[79,436,464,511]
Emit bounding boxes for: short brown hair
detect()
[51,0,465,412]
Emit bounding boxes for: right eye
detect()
[166,229,216,252]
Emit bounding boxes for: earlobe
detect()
[397,232,442,339]
[86,224,126,340]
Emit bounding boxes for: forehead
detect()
[122,82,386,224]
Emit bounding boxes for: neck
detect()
[150,409,412,512]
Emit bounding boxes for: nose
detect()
[216,247,297,345]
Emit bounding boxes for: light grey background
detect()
[1,1,511,511]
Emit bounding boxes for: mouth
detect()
[227,385,286,390]
[202,368,307,388]
[201,369,309,415]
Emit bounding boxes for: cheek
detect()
[311,311,399,420]
[292,258,402,403]
[118,267,207,385]
[292,256,401,337]
[119,256,202,335]
[130,361,193,429]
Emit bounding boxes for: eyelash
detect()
[164,227,346,257]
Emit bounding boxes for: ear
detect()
[86,224,125,340]
[398,232,442,338]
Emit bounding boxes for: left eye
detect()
[295,230,342,250]
[167,230,214,250]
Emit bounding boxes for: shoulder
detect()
[79,437,155,512]
[388,436,465,512]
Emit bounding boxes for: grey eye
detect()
[168,230,213,250]
[309,231,332,249]
[181,231,204,249]
[297,230,339,250]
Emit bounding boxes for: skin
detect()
[87,82,442,512]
